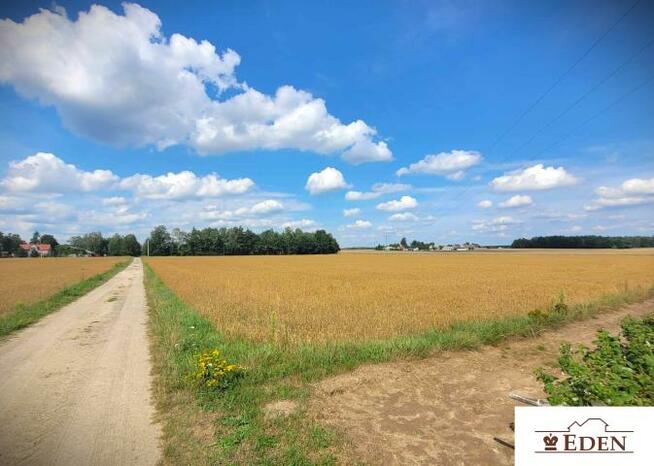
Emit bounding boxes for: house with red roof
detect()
[19,242,53,257]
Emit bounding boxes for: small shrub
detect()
[536,316,654,406]
[528,293,569,321]
[192,349,243,389]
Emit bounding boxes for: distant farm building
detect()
[19,242,53,257]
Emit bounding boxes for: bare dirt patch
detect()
[263,400,300,420]
[310,300,654,465]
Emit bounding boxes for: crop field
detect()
[145,249,654,344]
[0,257,126,315]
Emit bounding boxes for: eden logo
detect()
[535,418,632,454]
[515,407,653,466]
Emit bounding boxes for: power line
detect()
[485,0,643,154]
[489,36,654,169]
[530,72,654,159]
[445,71,654,214]
[433,0,647,216]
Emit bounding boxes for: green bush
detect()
[536,315,654,406]
[528,292,569,321]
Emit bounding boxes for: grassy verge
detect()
[145,263,654,464]
[0,259,131,338]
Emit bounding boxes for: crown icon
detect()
[543,434,558,451]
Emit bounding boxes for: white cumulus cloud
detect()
[499,194,533,208]
[119,171,254,200]
[305,167,349,195]
[344,219,372,229]
[0,153,255,201]
[343,208,361,217]
[376,195,418,211]
[0,3,391,162]
[282,219,318,230]
[472,216,520,232]
[345,182,411,201]
[0,152,118,193]
[477,199,493,208]
[249,199,284,215]
[389,212,419,222]
[396,150,482,178]
[585,176,654,211]
[491,164,578,191]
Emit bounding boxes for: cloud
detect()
[376,195,418,211]
[345,182,411,201]
[477,199,492,208]
[585,177,654,211]
[0,3,391,162]
[305,167,349,195]
[396,150,482,177]
[622,177,654,195]
[389,212,419,222]
[0,152,118,193]
[119,171,254,200]
[344,219,372,229]
[249,199,284,215]
[343,208,361,217]
[491,164,578,191]
[472,216,520,232]
[585,196,654,210]
[282,219,318,230]
[345,191,380,201]
[0,153,255,201]
[341,139,393,164]
[102,196,128,206]
[499,194,532,208]
[202,199,284,220]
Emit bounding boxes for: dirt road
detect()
[0,258,161,466]
[311,299,654,465]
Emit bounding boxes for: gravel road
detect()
[0,258,161,466]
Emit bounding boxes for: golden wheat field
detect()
[145,249,654,344]
[0,257,126,315]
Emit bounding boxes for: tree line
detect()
[1,226,340,257]
[511,235,654,249]
[145,225,340,256]
[0,230,141,257]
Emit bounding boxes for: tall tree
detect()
[69,232,108,255]
[0,231,23,255]
[123,234,142,256]
[148,225,174,256]
[107,234,126,256]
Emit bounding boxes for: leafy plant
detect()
[528,292,569,321]
[192,348,242,389]
[536,316,654,406]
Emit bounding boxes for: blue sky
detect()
[0,0,653,246]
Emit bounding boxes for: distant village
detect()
[374,238,487,252]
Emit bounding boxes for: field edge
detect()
[144,262,654,464]
[0,258,132,338]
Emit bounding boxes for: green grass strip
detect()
[144,262,654,464]
[0,259,131,338]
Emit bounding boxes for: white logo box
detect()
[515,406,654,466]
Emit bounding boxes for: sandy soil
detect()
[0,258,161,466]
[310,299,654,466]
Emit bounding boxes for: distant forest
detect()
[146,225,340,256]
[1,226,340,257]
[511,235,654,249]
